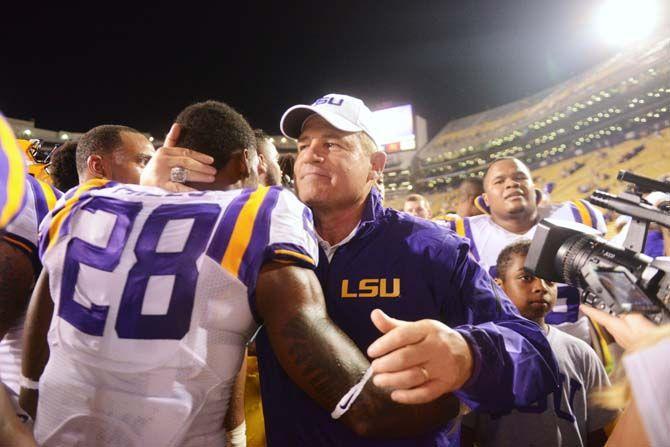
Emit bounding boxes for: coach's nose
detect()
[299,138,326,163]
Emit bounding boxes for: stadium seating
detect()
[388,129,670,222]
[386,35,670,202]
[533,129,670,203]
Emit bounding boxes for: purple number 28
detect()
[59,197,220,340]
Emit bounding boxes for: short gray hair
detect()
[358,132,380,155]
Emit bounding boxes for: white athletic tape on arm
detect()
[331,366,373,419]
[225,420,246,447]
[19,375,39,391]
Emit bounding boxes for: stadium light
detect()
[594,0,659,46]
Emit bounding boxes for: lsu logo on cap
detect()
[341,278,400,298]
[312,96,344,107]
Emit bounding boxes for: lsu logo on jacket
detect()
[341,278,400,298]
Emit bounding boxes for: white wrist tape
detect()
[331,366,373,419]
[225,420,246,447]
[19,375,39,391]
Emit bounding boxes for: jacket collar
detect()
[357,187,384,237]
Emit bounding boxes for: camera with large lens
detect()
[525,219,670,323]
[525,171,670,324]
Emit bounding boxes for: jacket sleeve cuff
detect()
[453,328,483,405]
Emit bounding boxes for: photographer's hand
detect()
[580,305,656,350]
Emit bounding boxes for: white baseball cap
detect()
[280,93,379,146]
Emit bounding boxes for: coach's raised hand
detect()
[140,123,217,192]
[367,309,474,404]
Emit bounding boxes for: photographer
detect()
[525,172,670,446]
[580,305,668,447]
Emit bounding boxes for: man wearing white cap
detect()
[252,93,559,446]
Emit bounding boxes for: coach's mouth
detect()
[299,168,331,181]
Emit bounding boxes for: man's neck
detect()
[537,319,548,333]
[314,196,368,246]
[79,174,100,184]
[490,210,539,234]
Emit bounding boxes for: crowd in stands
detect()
[379,36,670,199]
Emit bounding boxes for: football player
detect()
[0,114,36,447]
[9,125,153,405]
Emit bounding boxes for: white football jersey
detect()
[0,176,60,395]
[443,200,606,328]
[35,180,318,447]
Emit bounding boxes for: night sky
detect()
[1,1,618,139]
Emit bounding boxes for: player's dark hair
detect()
[49,141,80,191]
[175,101,256,170]
[76,125,143,175]
[496,239,531,280]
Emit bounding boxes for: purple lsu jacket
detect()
[255,188,559,446]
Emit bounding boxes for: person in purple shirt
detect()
[252,93,559,446]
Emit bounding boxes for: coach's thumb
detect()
[371,309,404,334]
[164,123,181,148]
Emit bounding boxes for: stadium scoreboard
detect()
[372,104,427,153]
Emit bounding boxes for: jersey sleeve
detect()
[3,176,61,269]
[38,178,114,262]
[0,115,27,229]
[434,236,560,413]
[264,188,318,269]
[207,186,318,323]
[567,199,607,235]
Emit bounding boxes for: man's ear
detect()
[368,151,387,182]
[494,277,503,287]
[86,154,106,179]
[218,150,249,185]
[258,153,268,176]
[239,149,252,178]
[482,192,490,207]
